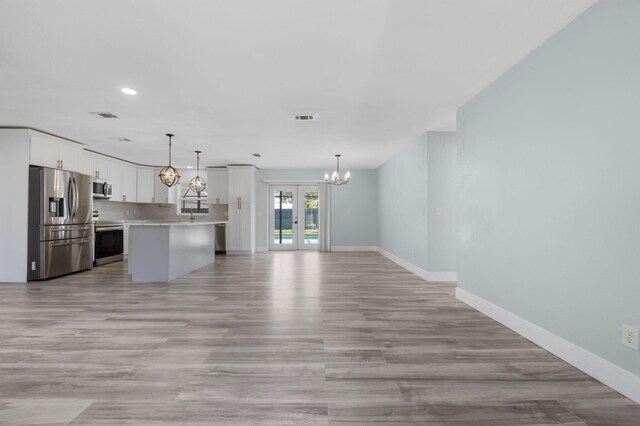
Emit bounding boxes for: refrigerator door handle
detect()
[67,177,74,219]
[73,176,79,220]
[50,238,92,247]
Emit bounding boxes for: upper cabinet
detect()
[136,167,154,203]
[27,128,167,205]
[207,167,228,204]
[29,131,83,173]
[110,161,123,201]
[228,166,256,203]
[121,164,137,203]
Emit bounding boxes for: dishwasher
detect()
[215,223,226,254]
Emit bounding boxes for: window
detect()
[177,183,209,215]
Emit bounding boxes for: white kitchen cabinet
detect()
[207,167,228,204]
[228,166,255,202]
[110,161,123,201]
[80,151,112,180]
[95,156,111,180]
[228,200,254,252]
[121,164,137,203]
[153,168,178,204]
[79,151,96,177]
[136,167,154,203]
[227,166,256,254]
[29,131,83,173]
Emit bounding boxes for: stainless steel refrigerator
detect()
[27,166,93,280]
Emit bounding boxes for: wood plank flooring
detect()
[0,251,638,425]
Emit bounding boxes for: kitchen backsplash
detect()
[94,199,228,222]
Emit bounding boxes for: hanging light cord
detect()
[166,133,174,166]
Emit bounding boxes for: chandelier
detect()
[189,150,207,193]
[324,154,351,186]
[159,133,180,187]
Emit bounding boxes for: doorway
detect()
[269,185,319,251]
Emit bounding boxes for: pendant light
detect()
[159,133,180,187]
[323,154,351,186]
[189,150,207,193]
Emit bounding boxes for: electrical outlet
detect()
[621,324,639,351]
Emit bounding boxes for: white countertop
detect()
[127,220,228,226]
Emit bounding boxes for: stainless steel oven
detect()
[94,221,124,266]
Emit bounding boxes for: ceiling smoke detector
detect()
[294,114,315,121]
[109,137,132,142]
[90,112,118,119]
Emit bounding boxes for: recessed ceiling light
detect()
[121,87,137,95]
[187,166,194,169]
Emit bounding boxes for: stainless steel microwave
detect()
[92,178,112,199]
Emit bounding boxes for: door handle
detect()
[237,197,242,210]
[67,178,74,218]
[50,225,91,232]
[294,221,298,224]
[72,176,79,219]
[50,238,92,247]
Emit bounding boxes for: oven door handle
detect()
[95,227,123,232]
[50,238,92,247]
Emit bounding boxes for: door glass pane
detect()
[274,190,294,245]
[303,190,319,245]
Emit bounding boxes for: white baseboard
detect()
[456,287,640,405]
[332,246,378,252]
[376,247,428,281]
[226,250,254,255]
[256,246,268,252]
[427,271,457,282]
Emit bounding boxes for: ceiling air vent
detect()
[89,112,118,119]
[294,114,315,121]
[252,153,261,158]
[109,137,132,142]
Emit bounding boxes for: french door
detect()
[269,185,319,251]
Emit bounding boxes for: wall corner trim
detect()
[455,287,640,405]
[376,247,428,281]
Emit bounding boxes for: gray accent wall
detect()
[457,0,640,376]
[377,131,458,276]
[377,133,428,270]
[427,132,458,273]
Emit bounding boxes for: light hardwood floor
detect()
[0,252,638,425]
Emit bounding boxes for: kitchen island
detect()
[128,221,227,282]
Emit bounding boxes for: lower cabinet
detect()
[227,201,255,253]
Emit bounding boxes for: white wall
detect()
[457,0,640,398]
[0,130,30,282]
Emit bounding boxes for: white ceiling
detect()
[0,0,595,169]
